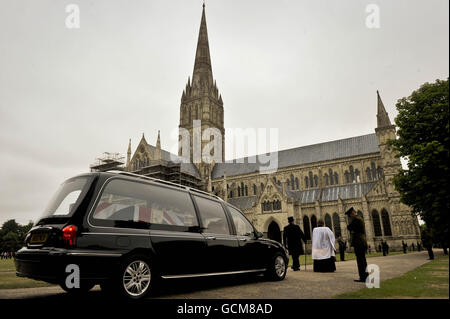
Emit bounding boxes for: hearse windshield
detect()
[38,176,93,222]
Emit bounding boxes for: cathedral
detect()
[92,4,421,250]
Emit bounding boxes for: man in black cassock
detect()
[346,207,368,282]
[337,236,347,261]
[283,216,306,271]
[402,241,408,254]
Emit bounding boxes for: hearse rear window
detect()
[91,179,198,229]
[39,176,91,220]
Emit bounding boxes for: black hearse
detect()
[15,171,288,299]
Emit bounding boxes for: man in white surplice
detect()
[312,221,336,261]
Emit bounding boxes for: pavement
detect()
[0,250,444,299]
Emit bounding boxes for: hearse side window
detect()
[91,179,198,229]
[193,196,230,235]
[228,206,254,237]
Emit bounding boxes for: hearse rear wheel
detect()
[116,255,153,299]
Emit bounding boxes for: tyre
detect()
[114,255,154,299]
[265,252,287,281]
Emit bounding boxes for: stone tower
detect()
[375,90,402,197]
[178,3,225,187]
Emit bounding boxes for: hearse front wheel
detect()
[117,255,153,299]
[265,252,287,281]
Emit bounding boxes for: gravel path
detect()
[0,250,442,299]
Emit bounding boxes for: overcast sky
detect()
[0,0,448,225]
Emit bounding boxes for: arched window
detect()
[253,184,257,195]
[324,174,329,186]
[261,183,264,192]
[311,215,317,230]
[344,171,350,184]
[273,177,277,184]
[286,179,290,187]
[381,209,392,236]
[377,167,383,179]
[245,185,248,196]
[303,216,311,240]
[366,168,372,181]
[333,213,341,237]
[371,162,377,180]
[357,210,364,220]
[350,165,355,183]
[309,172,314,186]
[314,175,319,187]
[229,191,233,198]
[237,186,241,197]
[334,173,339,184]
[371,210,383,237]
[305,177,309,188]
[295,178,299,190]
[188,107,192,124]
[355,169,360,182]
[325,214,332,229]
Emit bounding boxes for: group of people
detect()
[0,251,14,259]
[282,207,369,282]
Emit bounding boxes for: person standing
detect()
[337,236,347,261]
[382,241,387,256]
[283,216,307,271]
[417,241,422,252]
[312,220,336,272]
[346,207,368,282]
[411,243,415,251]
[402,241,408,254]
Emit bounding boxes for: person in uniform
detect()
[382,241,387,256]
[283,216,307,271]
[337,236,347,261]
[345,207,368,282]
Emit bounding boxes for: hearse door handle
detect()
[205,236,216,240]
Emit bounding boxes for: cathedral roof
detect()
[284,181,377,204]
[212,133,380,178]
[228,196,258,211]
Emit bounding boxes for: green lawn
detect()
[0,259,54,289]
[288,251,403,267]
[335,255,449,299]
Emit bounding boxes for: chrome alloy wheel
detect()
[122,260,151,297]
[274,256,286,278]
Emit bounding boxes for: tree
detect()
[389,78,449,247]
[0,219,34,252]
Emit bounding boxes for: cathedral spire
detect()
[126,138,132,168]
[377,90,392,128]
[192,3,213,88]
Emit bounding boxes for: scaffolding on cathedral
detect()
[90,152,125,172]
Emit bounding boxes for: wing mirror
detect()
[255,231,264,239]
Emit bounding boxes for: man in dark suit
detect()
[337,236,347,261]
[283,216,307,271]
[346,207,368,282]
